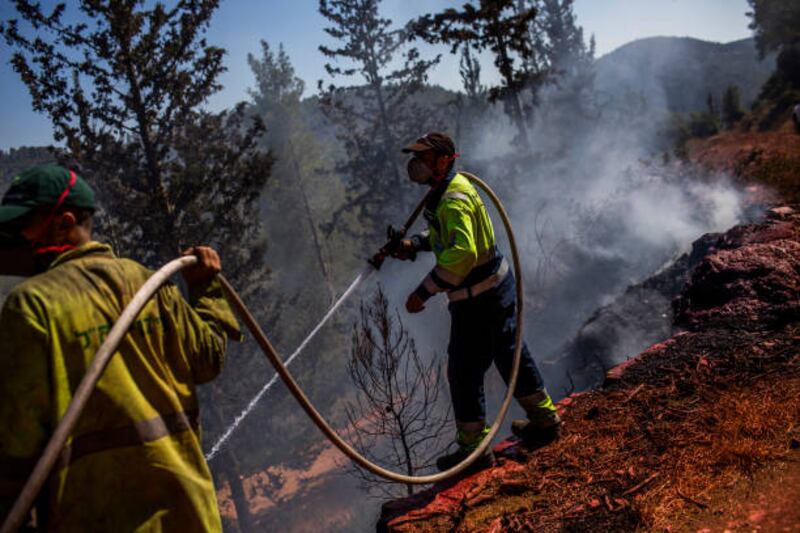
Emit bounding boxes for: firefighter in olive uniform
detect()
[395,133,560,471]
[0,165,239,531]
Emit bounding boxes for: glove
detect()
[390,239,417,261]
[405,291,426,313]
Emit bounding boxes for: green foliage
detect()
[722,85,746,128]
[317,0,441,238]
[747,0,800,58]
[459,46,486,103]
[776,44,800,88]
[248,42,306,146]
[410,0,539,147]
[665,114,691,159]
[452,45,491,150]
[689,112,721,139]
[246,38,352,427]
[536,0,595,74]
[0,147,55,185]
[747,0,800,128]
[666,111,720,158]
[412,0,594,150]
[0,1,271,278]
[756,44,800,102]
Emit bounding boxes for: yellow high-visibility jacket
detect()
[415,171,497,298]
[0,242,241,532]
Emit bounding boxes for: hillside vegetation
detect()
[595,37,775,114]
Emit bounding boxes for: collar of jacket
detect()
[426,168,458,212]
[48,241,114,270]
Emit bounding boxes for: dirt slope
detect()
[379,205,800,532]
[689,121,800,203]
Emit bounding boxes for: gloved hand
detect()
[390,239,417,261]
[405,291,426,313]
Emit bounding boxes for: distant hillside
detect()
[595,37,775,115]
[0,146,55,190]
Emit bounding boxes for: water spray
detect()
[2,172,524,532]
[205,264,373,461]
[207,185,436,460]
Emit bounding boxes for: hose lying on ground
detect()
[1,172,523,532]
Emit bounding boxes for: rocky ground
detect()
[379,205,800,532]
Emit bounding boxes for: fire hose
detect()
[1,172,523,532]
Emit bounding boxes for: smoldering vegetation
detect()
[228,39,756,533]
[0,2,775,532]
[401,61,745,410]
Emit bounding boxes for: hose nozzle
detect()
[368,188,433,271]
[368,225,403,270]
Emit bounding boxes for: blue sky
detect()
[0,0,753,151]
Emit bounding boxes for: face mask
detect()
[0,228,37,276]
[407,157,433,184]
[0,219,75,275]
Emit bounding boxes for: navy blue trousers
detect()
[447,270,545,423]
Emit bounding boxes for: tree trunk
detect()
[495,34,531,149]
[209,386,253,532]
[219,450,254,533]
[363,31,401,185]
[287,139,336,303]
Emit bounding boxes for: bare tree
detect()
[344,287,450,497]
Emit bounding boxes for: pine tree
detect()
[747,0,800,98]
[411,0,538,148]
[453,45,489,148]
[747,0,800,58]
[721,85,745,128]
[706,92,717,117]
[317,0,440,237]
[0,1,272,276]
[526,0,596,123]
[460,45,487,105]
[248,41,335,302]
[536,0,593,72]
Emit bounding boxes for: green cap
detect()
[0,164,95,224]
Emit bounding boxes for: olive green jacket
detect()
[0,242,240,532]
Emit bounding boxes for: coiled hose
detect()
[1,172,523,532]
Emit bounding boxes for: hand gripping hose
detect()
[1,172,523,532]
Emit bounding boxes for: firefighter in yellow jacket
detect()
[0,164,239,531]
[395,133,560,471]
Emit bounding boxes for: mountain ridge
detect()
[594,36,775,114]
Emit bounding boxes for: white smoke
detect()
[455,65,744,396]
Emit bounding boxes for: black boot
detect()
[436,446,495,472]
[513,390,562,447]
[510,418,561,447]
[437,421,495,472]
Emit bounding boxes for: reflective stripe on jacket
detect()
[417,171,496,299]
[0,242,240,532]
